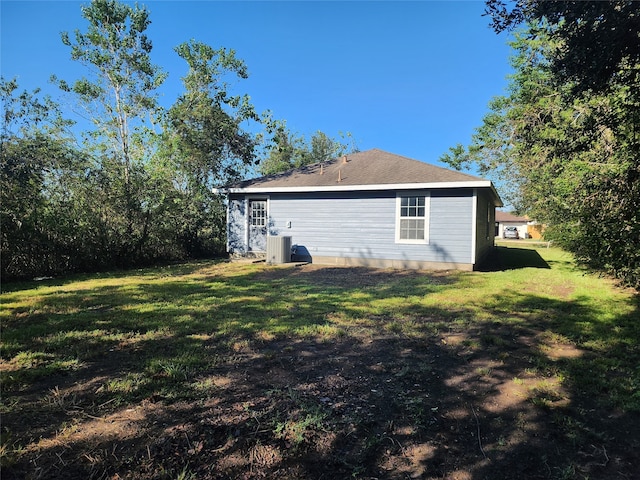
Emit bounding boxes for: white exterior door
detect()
[248,199,267,252]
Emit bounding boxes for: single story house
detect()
[495,211,543,239]
[216,149,503,271]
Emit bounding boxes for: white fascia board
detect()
[215,181,496,195]
[471,188,478,264]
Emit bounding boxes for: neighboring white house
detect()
[495,211,542,239]
[216,149,504,271]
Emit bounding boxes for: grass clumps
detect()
[1,248,639,479]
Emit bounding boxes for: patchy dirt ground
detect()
[2,265,639,479]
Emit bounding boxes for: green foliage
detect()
[163,40,263,257]
[56,0,166,164]
[270,387,329,447]
[258,121,307,175]
[259,125,358,175]
[485,1,640,94]
[2,1,245,278]
[169,40,259,183]
[53,0,175,269]
[2,0,360,280]
[0,77,92,279]
[443,8,640,287]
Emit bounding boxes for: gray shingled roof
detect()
[495,211,529,223]
[229,149,484,189]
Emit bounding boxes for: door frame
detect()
[245,196,270,252]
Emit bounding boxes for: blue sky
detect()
[1,0,513,172]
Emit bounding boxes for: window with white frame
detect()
[250,200,267,227]
[396,194,429,243]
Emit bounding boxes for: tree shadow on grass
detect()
[2,262,639,479]
[479,246,550,271]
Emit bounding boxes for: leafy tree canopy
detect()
[259,125,358,176]
[443,3,640,287]
[484,0,640,93]
[2,0,360,279]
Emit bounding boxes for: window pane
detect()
[400,196,426,218]
[400,219,425,240]
[251,201,267,227]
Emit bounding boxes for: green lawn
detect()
[1,246,639,479]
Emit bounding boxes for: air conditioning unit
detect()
[266,235,292,264]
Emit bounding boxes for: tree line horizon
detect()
[1,0,357,281]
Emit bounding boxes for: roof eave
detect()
[215,180,503,206]
[489,184,504,208]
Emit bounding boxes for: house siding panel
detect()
[227,189,475,266]
[268,192,396,262]
[429,190,474,264]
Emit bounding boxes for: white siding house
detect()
[495,211,530,239]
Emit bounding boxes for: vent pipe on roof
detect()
[320,164,324,175]
[338,169,342,182]
[342,155,348,163]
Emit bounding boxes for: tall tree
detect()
[56,0,166,180]
[443,14,640,287]
[54,0,167,265]
[483,1,640,287]
[168,40,259,186]
[165,40,262,256]
[305,130,352,164]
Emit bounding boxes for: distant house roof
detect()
[495,211,528,223]
[218,149,503,205]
